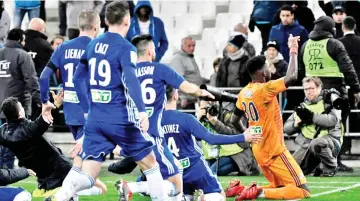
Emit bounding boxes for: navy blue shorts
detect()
[183,167,222,195]
[69,125,84,141]
[153,137,179,179]
[82,121,154,162]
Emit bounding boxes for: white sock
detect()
[258,190,265,198]
[203,193,225,201]
[143,164,168,201]
[77,186,102,196]
[127,181,149,194]
[63,166,81,185]
[13,190,32,201]
[184,194,192,201]
[55,170,94,201]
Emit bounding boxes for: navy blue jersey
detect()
[73,32,145,124]
[43,36,91,125]
[162,110,245,181]
[136,61,184,137]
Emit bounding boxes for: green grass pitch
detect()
[11,168,360,201]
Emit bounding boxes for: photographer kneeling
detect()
[284,77,343,177]
[197,87,259,176]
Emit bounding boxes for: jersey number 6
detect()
[242,101,259,122]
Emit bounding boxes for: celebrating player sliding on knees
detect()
[227,34,311,201]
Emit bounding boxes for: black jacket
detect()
[0,40,40,117]
[339,34,360,81]
[0,168,29,186]
[0,116,70,181]
[299,30,360,95]
[271,59,288,80]
[24,30,53,78]
[216,55,250,88]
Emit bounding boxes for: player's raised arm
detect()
[73,54,90,113]
[179,81,215,99]
[39,46,62,105]
[185,114,261,144]
[284,34,300,87]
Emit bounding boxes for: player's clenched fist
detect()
[288,34,300,54]
[243,128,263,144]
[139,112,149,132]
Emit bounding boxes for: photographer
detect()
[197,86,259,176]
[284,77,342,177]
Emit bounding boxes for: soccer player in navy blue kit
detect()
[163,86,261,201]
[46,2,169,201]
[40,11,106,197]
[116,34,214,201]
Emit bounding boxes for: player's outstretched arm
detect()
[284,34,300,87]
[186,114,261,144]
[179,81,215,99]
[73,60,90,113]
[39,67,54,104]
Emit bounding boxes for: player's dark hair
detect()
[78,10,100,31]
[105,1,129,25]
[280,5,294,15]
[1,97,20,121]
[166,85,176,102]
[7,28,25,43]
[343,16,356,31]
[131,34,153,56]
[51,35,65,45]
[246,55,267,75]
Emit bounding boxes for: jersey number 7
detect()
[242,101,259,122]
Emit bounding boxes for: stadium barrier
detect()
[49,86,360,137]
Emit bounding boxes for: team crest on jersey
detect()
[130,51,137,65]
[243,89,253,98]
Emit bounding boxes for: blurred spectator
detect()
[13,0,40,28]
[264,41,288,80]
[170,36,205,110]
[249,0,285,54]
[58,1,66,36]
[0,29,40,169]
[126,0,168,62]
[319,0,360,33]
[340,16,360,85]
[273,1,315,33]
[269,5,308,63]
[100,1,135,32]
[216,35,250,88]
[332,6,346,38]
[63,0,104,39]
[209,57,221,87]
[339,16,360,162]
[232,23,256,58]
[50,35,65,50]
[24,18,53,78]
[284,77,341,177]
[0,1,10,46]
[24,18,54,120]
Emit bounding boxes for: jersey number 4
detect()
[168,137,180,157]
[242,101,259,122]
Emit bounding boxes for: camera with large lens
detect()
[200,84,238,103]
[205,105,219,117]
[323,88,348,110]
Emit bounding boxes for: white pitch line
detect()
[219,181,357,184]
[289,183,360,201]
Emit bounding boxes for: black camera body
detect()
[205,105,219,117]
[322,88,348,110]
[200,85,238,103]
